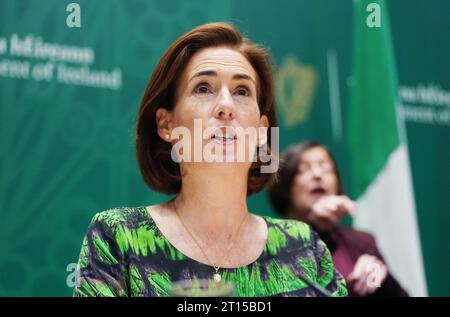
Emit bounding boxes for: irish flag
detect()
[348,0,427,296]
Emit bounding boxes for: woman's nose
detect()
[311,165,323,178]
[214,89,235,120]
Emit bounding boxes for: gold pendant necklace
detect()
[173,199,249,283]
[213,267,221,283]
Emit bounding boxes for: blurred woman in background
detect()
[269,141,408,297]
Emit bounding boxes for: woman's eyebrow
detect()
[189,70,217,82]
[189,70,256,85]
[233,73,257,85]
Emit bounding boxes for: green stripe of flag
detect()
[348,0,400,198]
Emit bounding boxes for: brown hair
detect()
[269,141,344,215]
[135,22,278,195]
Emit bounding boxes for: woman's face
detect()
[163,46,268,170]
[291,146,339,212]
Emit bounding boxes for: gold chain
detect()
[173,199,249,273]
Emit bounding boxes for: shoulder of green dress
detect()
[91,206,149,229]
[262,215,314,245]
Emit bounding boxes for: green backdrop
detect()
[1,0,449,296]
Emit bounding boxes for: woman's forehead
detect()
[299,147,332,164]
[183,47,257,81]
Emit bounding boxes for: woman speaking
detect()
[269,141,408,297]
[73,23,347,297]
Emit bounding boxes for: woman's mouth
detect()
[310,186,327,199]
[212,135,236,144]
[210,127,237,145]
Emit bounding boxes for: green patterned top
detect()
[73,206,347,297]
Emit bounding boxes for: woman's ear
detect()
[258,115,269,146]
[156,107,173,142]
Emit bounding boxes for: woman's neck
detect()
[286,207,333,233]
[286,207,307,222]
[174,167,250,237]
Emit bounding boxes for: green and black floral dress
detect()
[74,206,347,297]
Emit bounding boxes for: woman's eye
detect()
[298,166,308,174]
[234,86,250,96]
[194,84,212,94]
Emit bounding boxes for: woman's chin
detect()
[195,159,252,172]
[310,192,327,202]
